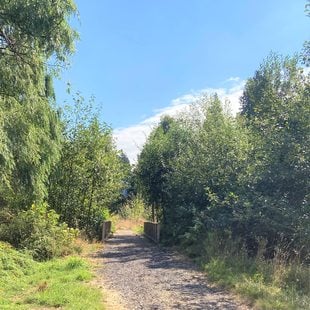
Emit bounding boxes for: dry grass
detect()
[114,218,144,231]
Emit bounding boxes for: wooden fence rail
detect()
[144,221,160,243]
[102,220,112,241]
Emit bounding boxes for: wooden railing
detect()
[144,221,160,243]
[102,220,112,241]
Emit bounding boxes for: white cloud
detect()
[226,76,241,82]
[113,78,245,163]
[114,124,152,164]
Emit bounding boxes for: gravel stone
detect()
[96,230,250,310]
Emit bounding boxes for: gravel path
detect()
[96,230,250,310]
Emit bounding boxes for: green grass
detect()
[0,242,104,309]
[180,233,309,309]
[132,224,144,235]
[202,249,310,309]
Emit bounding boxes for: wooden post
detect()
[152,203,155,222]
[102,221,106,242]
[102,220,112,241]
[156,223,160,243]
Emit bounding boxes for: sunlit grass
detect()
[0,241,104,309]
[203,249,310,309]
[132,224,144,235]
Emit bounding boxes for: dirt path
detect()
[95,230,250,310]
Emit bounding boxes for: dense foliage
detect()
[0,1,130,258]
[0,0,309,269]
[49,95,130,238]
[136,55,310,260]
[0,203,78,260]
[0,0,77,208]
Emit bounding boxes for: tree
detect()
[48,95,130,238]
[0,91,63,208]
[136,57,309,258]
[302,1,310,66]
[162,96,250,245]
[240,54,310,255]
[0,0,78,209]
[0,0,78,99]
[136,97,250,246]
[136,116,188,223]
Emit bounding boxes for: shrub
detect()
[91,206,111,240]
[118,195,149,220]
[0,203,78,260]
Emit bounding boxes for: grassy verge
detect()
[0,241,104,310]
[185,236,310,310]
[204,255,309,309]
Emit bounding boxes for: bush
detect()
[91,207,111,240]
[118,195,149,220]
[0,203,78,260]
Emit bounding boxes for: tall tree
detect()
[0,0,78,208]
[302,0,310,66]
[48,96,130,238]
[0,0,78,99]
[240,54,310,253]
[136,116,188,223]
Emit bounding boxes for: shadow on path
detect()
[97,230,248,310]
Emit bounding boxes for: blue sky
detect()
[54,0,309,162]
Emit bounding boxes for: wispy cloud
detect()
[113,78,245,163]
[226,76,241,82]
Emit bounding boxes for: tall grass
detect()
[185,234,310,309]
[116,195,150,233]
[196,235,310,310]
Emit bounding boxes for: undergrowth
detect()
[0,203,78,261]
[0,241,104,309]
[115,195,150,234]
[185,234,310,310]
[118,195,150,221]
